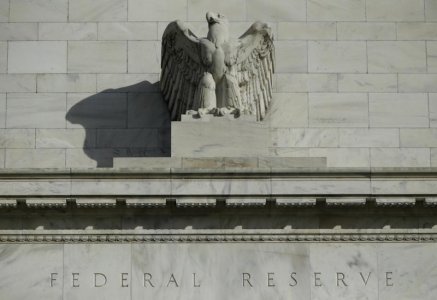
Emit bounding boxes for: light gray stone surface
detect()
[0,94,5,128]
[276,74,337,92]
[337,22,396,40]
[0,129,35,148]
[128,41,160,73]
[0,42,5,73]
[308,93,368,127]
[427,0,437,21]
[0,23,38,40]
[98,22,157,41]
[37,74,96,93]
[8,41,67,73]
[0,0,435,170]
[278,22,336,40]
[1,243,435,299]
[7,93,66,128]
[172,118,270,157]
[128,0,187,21]
[307,0,365,21]
[0,244,63,300]
[366,0,425,21]
[69,0,127,22]
[5,149,66,168]
[308,41,367,73]
[369,93,429,128]
[39,23,97,41]
[0,0,9,22]
[10,0,68,22]
[0,74,36,92]
[68,41,127,73]
[367,42,427,73]
[338,74,397,92]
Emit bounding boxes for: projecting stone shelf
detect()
[113,156,327,169]
[0,196,435,209]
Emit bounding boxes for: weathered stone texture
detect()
[0,0,435,169]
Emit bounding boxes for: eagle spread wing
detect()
[160,21,206,121]
[234,22,275,121]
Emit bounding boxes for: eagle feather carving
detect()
[160,12,275,121]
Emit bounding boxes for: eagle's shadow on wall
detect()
[66,81,171,168]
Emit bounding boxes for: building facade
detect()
[0,0,437,299]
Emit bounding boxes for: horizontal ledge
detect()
[1,197,436,208]
[2,167,437,179]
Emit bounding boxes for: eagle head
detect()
[206,12,229,46]
[206,11,227,25]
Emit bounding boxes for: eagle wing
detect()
[234,22,275,121]
[160,21,206,120]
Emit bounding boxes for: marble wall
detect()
[0,0,437,168]
[1,243,436,300]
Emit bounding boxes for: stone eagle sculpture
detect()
[160,12,275,121]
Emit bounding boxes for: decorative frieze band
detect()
[1,196,436,208]
[0,229,436,243]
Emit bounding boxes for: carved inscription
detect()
[50,271,395,288]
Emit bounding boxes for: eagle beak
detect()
[206,12,217,24]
